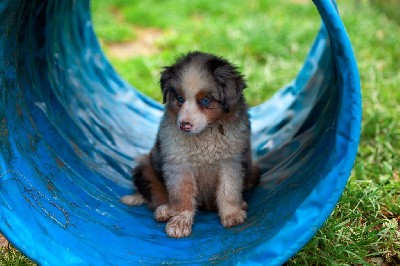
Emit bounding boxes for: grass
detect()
[0,245,35,266]
[2,0,399,264]
[371,0,400,24]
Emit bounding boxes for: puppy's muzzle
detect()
[180,121,193,132]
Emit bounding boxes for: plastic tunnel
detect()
[0,0,361,265]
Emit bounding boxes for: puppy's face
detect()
[160,52,246,135]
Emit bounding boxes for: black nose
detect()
[180,121,193,132]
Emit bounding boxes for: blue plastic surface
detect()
[0,0,361,265]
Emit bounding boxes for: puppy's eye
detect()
[176,95,185,105]
[199,98,211,108]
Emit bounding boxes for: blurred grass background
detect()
[371,0,400,24]
[91,0,321,106]
[1,0,399,265]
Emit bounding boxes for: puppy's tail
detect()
[244,164,261,191]
[121,155,168,210]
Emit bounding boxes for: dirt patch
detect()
[0,233,8,248]
[107,27,163,59]
[393,171,399,182]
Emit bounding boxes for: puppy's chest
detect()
[161,124,247,165]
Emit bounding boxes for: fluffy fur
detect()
[121,51,259,238]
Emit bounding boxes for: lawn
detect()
[2,0,399,264]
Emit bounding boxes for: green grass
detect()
[371,0,400,24]
[3,0,399,264]
[0,245,35,266]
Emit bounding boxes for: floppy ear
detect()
[211,61,247,112]
[160,66,175,104]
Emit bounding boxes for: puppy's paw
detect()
[165,211,194,238]
[120,193,146,206]
[220,208,247,228]
[154,204,173,222]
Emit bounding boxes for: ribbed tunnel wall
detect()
[0,0,361,264]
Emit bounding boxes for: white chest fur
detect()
[159,115,249,167]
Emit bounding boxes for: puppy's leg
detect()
[164,169,197,238]
[217,160,247,228]
[121,155,168,210]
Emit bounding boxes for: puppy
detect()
[121,51,259,238]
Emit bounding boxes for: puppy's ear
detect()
[160,66,175,104]
[208,58,247,112]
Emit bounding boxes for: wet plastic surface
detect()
[0,0,361,265]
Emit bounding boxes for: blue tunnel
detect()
[0,0,361,264]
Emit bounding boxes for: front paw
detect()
[154,204,173,222]
[220,208,247,228]
[166,211,194,238]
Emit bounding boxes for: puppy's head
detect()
[160,51,246,135]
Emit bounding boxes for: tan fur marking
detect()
[141,155,169,210]
[168,172,197,212]
[148,179,168,210]
[194,89,226,124]
[194,90,210,100]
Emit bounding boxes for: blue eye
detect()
[199,98,210,107]
[176,95,184,104]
